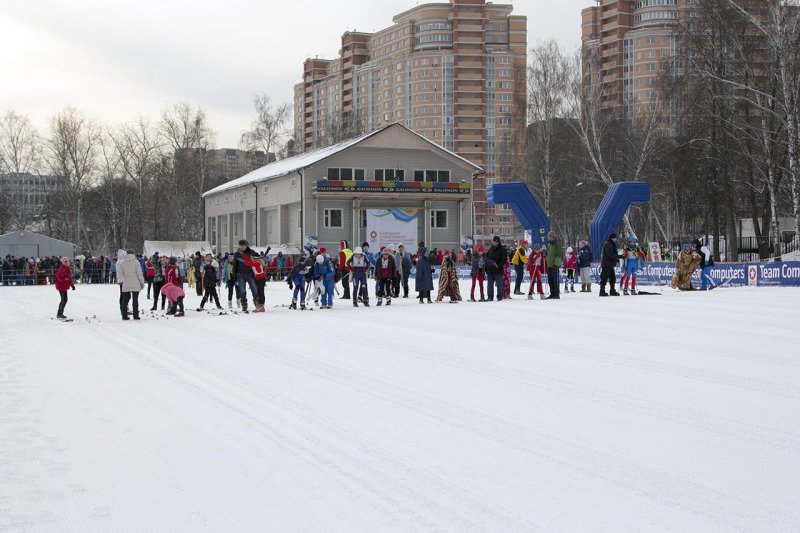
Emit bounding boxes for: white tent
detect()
[143,240,213,258]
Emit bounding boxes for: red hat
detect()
[521,240,529,247]
[475,244,486,253]
[319,247,327,254]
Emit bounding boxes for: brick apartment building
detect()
[176,148,274,190]
[293,0,527,241]
[581,0,694,120]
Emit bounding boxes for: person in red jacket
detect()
[337,240,351,299]
[144,258,155,299]
[527,244,547,300]
[54,257,75,319]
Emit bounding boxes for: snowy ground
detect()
[1,281,799,533]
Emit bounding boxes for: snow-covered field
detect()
[1,282,799,532]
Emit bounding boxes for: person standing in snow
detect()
[394,244,412,298]
[54,257,75,319]
[312,252,336,309]
[118,249,144,320]
[197,254,223,311]
[622,236,645,295]
[563,246,577,293]
[347,246,370,307]
[414,242,434,304]
[144,256,155,299]
[526,244,547,300]
[694,239,717,290]
[233,240,261,313]
[599,233,620,297]
[150,255,167,311]
[511,240,528,295]
[337,240,352,299]
[545,231,563,300]
[578,241,593,292]
[484,236,506,302]
[191,252,203,296]
[436,251,462,303]
[469,244,486,302]
[374,247,396,306]
[287,254,314,310]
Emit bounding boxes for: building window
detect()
[431,210,448,228]
[323,208,343,228]
[374,169,405,181]
[413,169,449,182]
[360,210,367,228]
[327,168,364,180]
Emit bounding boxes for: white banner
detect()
[366,209,419,250]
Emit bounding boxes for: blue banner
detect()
[411,261,800,287]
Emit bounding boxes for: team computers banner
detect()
[366,209,420,250]
[416,261,800,287]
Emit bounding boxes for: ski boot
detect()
[363,299,370,307]
[599,289,608,297]
[623,289,629,295]
[174,311,184,317]
[527,294,533,300]
[630,288,637,296]
[289,300,297,310]
[479,296,486,302]
[386,298,391,306]
[514,290,524,296]
[376,299,382,306]
[353,300,359,308]
[570,286,576,293]
[610,290,621,296]
[196,307,204,312]
[300,302,307,311]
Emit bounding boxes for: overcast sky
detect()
[0,0,587,148]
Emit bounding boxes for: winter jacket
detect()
[485,244,507,275]
[699,245,714,268]
[233,247,257,277]
[511,246,528,266]
[527,251,547,276]
[563,251,577,270]
[115,250,126,284]
[546,239,564,269]
[55,264,74,291]
[338,241,352,273]
[118,253,145,292]
[414,247,434,291]
[375,254,396,281]
[394,251,412,276]
[312,257,335,281]
[159,282,185,304]
[601,238,619,269]
[578,246,593,268]
[164,264,181,286]
[202,264,217,288]
[470,255,486,277]
[347,254,369,274]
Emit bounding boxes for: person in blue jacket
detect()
[347,247,370,307]
[312,253,336,309]
[577,240,593,292]
[414,242,434,303]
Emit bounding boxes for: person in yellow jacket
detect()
[187,264,196,288]
[511,240,529,295]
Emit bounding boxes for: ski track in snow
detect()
[0,283,799,532]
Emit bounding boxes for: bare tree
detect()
[44,107,99,252]
[240,94,290,159]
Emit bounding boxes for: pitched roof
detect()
[202,123,481,197]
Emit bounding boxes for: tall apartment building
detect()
[293,0,527,241]
[176,148,274,190]
[0,172,66,221]
[581,0,693,119]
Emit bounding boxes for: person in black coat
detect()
[198,255,222,310]
[485,236,507,301]
[599,233,620,297]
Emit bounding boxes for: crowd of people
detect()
[10,230,717,320]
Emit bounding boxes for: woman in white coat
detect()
[118,249,145,320]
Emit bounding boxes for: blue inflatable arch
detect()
[590,182,651,260]
[486,183,550,246]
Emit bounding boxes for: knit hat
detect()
[475,244,486,253]
[567,247,573,253]
[609,233,617,239]
[340,240,349,249]
[521,240,529,247]
[319,247,327,254]
[547,231,556,241]
[238,239,249,247]
[532,244,541,252]
[382,247,390,254]
[492,235,501,243]
[60,257,70,265]
[353,246,363,255]
[316,255,324,264]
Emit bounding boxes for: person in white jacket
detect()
[118,249,145,320]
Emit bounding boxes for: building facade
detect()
[0,172,66,230]
[581,0,693,120]
[175,148,274,190]
[203,124,481,254]
[293,0,527,241]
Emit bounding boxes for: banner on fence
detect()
[409,261,800,287]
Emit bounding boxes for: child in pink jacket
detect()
[160,282,185,316]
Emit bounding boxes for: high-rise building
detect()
[581,0,693,119]
[175,148,274,189]
[294,0,527,241]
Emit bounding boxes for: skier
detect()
[347,246,370,307]
[286,255,314,310]
[312,252,336,309]
[197,254,223,311]
[485,236,506,301]
[545,231,564,299]
[160,281,185,317]
[622,236,645,295]
[511,240,528,295]
[375,247,397,306]
[118,249,144,320]
[563,246,577,293]
[437,251,462,302]
[526,244,547,300]
[578,240,593,292]
[233,240,261,313]
[469,244,486,302]
[694,239,717,290]
[55,257,75,319]
[599,233,620,297]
